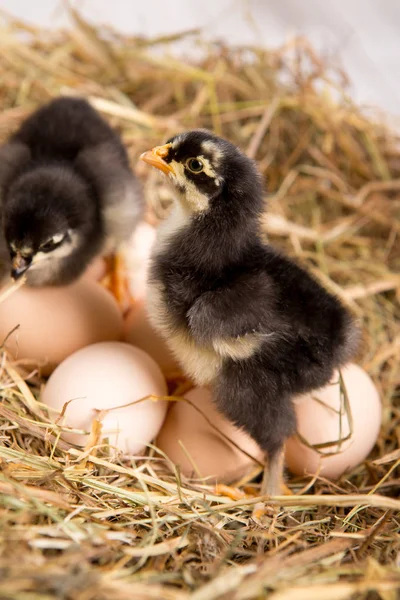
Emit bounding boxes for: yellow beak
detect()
[11,252,32,280]
[140,144,174,175]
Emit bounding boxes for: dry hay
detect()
[0,9,399,600]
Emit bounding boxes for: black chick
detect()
[0,97,143,288]
[141,130,360,495]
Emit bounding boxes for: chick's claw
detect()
[252,451,292,523]
[251,480,292,523]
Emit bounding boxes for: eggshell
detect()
[285,364,382,479]
[124,300,178,374]
[125,222,156,301]
[42,341,168,455]
[0,279,123,375]
[156,387,264,483]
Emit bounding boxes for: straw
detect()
[0,10,398,600]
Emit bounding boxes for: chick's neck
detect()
[177,183,264,273]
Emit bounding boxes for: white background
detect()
[1,0,400,116]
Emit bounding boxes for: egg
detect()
[285,364,382,479]
[125,222,156,301]
[156,387,264,483]
[0,279,123,375]
[82,257,107,283]
[42,341,168,455]
[157,364,381,484]
[124,300,178,374]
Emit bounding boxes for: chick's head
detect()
[3,165,97,282]
[141,129,263,216]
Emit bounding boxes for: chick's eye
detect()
[40,233,65,253]
[40,240,57,252]
[186,158,204,173]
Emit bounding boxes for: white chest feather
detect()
[146,280,222,385]
[152,203,190,254]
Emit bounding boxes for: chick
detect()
[0,97,143,294]
[141,130,360,495]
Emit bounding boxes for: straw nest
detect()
[0,9,399,600]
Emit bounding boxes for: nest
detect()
[0,9,399,600]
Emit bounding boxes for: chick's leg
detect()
[110,251,126,306]
[103,250,133,310]
[214,364,296,506]
[252,449,288,521]
[261,447,290,496]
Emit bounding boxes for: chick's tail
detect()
[334,311,362,367]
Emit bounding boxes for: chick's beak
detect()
[140,144,174,175]
[11,253,32,280]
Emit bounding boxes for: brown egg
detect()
[285,364,382,479]
[156,387,264,483]
[82,257,107,282]
[124,300,178,374]
[0,279,123,375]
[157,365,381,484]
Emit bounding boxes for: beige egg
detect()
[156,387,264,483]
[125,222,156,301]
[285,364,382,479]
[42,341,168,455]
[123,301,178,374]
[82,257,107,282]
[0,279,123,375]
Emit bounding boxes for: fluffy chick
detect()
[0,97,143,287]
[141,130,360,495]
